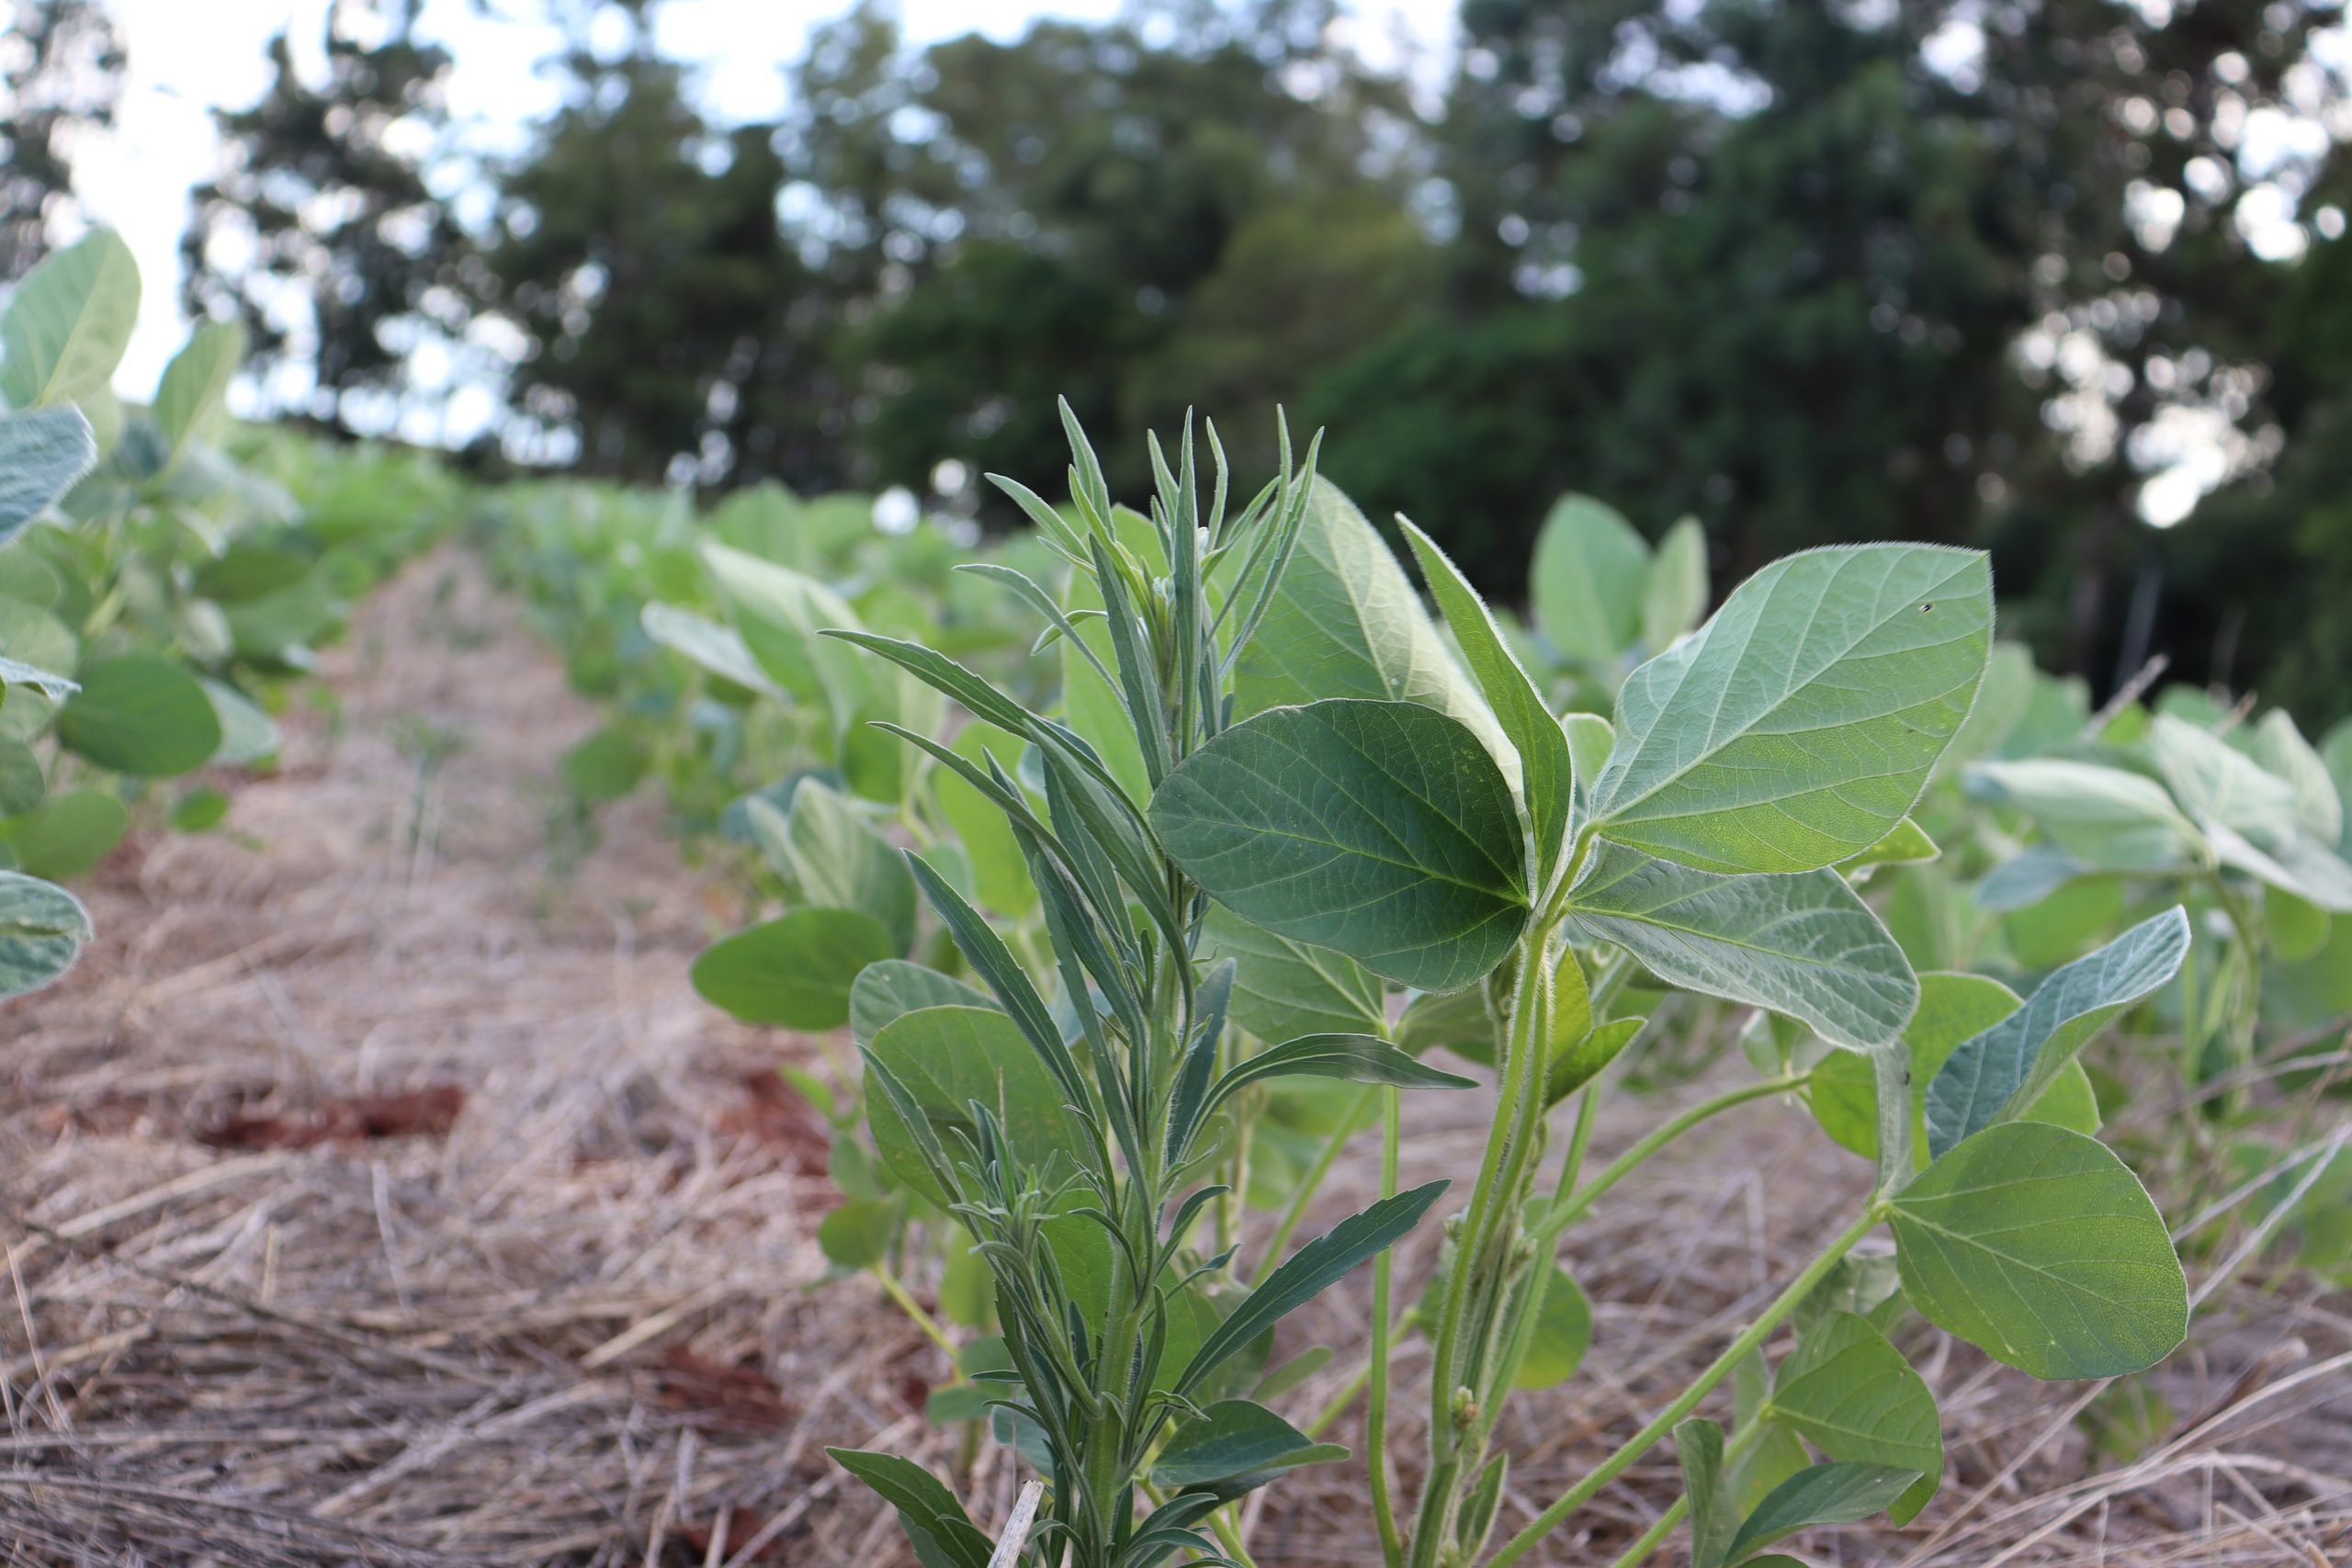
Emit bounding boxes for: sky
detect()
[66,0,1458,395]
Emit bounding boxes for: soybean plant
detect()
[1150,522,2195,1567]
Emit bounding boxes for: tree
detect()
[0,0,124,281]
[180,0,471,435]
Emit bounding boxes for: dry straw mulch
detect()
[2,550,2346,1566]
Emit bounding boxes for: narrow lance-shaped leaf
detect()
[1889,1122,2188,1380]
[1202,1032,1475,1119]
[826,1449,995,1568]
[1589,545,1993,874]
[1675,1417,1736,1568]
[1924,907,2188,1158]
[1150,698,1529,992]
[1397,515,1574,881]
[1150,1399,1347,1500]
[1176,1179,1448,1396]
[1562,842,1918,1050]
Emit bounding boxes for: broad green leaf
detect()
[1586,545,1992,874]
[0,653,74,700]
[560,727,646,806]
[1974,844,2086,913]
[1675,1417,1736,1568]
[850,959,994,1046]
[1766,1310,1942,1522]
[1810,971,2094,1170]
[1935,640,2036,778]
[2000,874,2128,969]
[2147,714,2299,847]
[1724,1462,1922,1563]
[0,739,42,815]
[56,653,223,776]
[2267,886,2331,963]
[1398,516,1572,877]
[1544,1016,1644,1106]
[1511,1263,1593,1389]
[1835,818,1938,875]
[772,779,919,953]
[0,870,90,999]
[2205,820,2352,913]
[825,1450,993,1568]
[1640,514,1708,650]
[1561,842,1917,1050]
[201,679,281,765]
[172,786,229,832]
[1561,710,1614,793]
[0,407,96,545]
[153,320,244,459]
[1176,1179,1448,1396]
[702,540,868,725]
[1231,479,1504,763]
[1151,1400,1347,1498]
[1206,1032,1474,1116]
[1149,698,1529,992]
[0,596,78,742]
[690,908,896,1030]
[864,1005,1093,1205]
[816,1197,899,1269]
[2251,710,2344,845]
[639,602,783,696]
[1,229,140,409]
[1792,1251,1907,1339]
[1396,982,1498,1064]
[1532,493,1648,669]
[1924,908,2188,1158]
[2,787,125,879]
[1889,1122,2187,1380]
[1965,759,2204,873]
[1200,904,1385,1043]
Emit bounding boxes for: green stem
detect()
[872,1262,958,1363]
[1368,1086,1406,1568]
[1408,924,1554,1568]
[1531,1073,1810,1252]
[1485,1204,1884,1568]
[1252,1086,1378,1286]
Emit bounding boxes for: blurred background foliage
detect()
[11,0,2352,722]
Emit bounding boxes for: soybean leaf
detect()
[1200,903,1385,1043]
[2147,714,2300,847]
[1561,711,1614,795]
[1511,1263,1593,1389]
[1965,759,2204,872]
[1792,1252,1907,1339]
[690,908,896,1030]
[826,1450,994,1568]
[1396,982,1498,1065]
[1766,1310,1942,1522]
[1675,1417,1736,1568]
[0,406,95,545]
[1586,545,1992,874]
[0,228,140,409]
[1835,818,1939,876]
[1562,842,1917,1050]
[2251,710,2344,845]
[1532,494,1648,670]
[1150,698,1529,992]
[560,728,645,806]
[1230,480,1502,770]
[0,870,90,999]
[774,779,920,953]
[850,960,995,1046]
[202,679,281,765]
[1151,1399,1347,1499]
[1177,1179,1448,1396]
[639,602,784,696]
[1204,1032,1474,1117]
[1724,1462,1922,1563]
[0,739,42,815]
[703,540,869,723]
[0,653,74,700]
[1397,516,1573,878]
[816,1198,900,1269]
[865,1005,1095,1205]
[1544,1016,1645,1107]
[0,596,75,742]
[1974,844,2087,913]
[56,653,223,776]
[1889,1122,2188,1380]
[1924,908,2189,1158]
[1640,514,1709,651]
[153,320,245,459]
[1,787,125,879]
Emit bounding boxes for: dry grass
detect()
[1,550,2345,1565]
